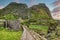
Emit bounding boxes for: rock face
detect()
[56,26,60,36]
[0,2,52,20]
[30,3,52,19]
[0,2,28,19]
[0,20,6,27]
[6,20,21,30]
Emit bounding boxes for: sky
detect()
[0,0,55,11]
[51,0,60,20]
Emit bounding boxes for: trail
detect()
[21,25,47,40]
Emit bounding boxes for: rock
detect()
[56,26,60,36]
[6,20,22,31]
[0,20,6,27]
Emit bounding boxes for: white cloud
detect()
[52,7,60,13]
[0,6,4,9]
[14,0,20,3]
[52,0,60,20]
[53,0,60,6]
[51,11,60,20]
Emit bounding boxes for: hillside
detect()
[30,3,51,19]
[0,2,52,20]
[0,2,28,19]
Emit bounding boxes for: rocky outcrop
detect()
[0,2,28,19]
[4,20,22,31]
[30,3,52,19]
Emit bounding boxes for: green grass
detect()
[29,25,48,36]
[0,14,18,20]
[0,27,22,40]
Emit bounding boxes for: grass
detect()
[0,14,18,20]
[29,25,48,36]
[0,27,22,40]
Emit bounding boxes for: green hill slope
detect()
[0,2,28,19]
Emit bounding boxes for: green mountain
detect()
[30,3,51,19]
[0,2,28,19]
[0,2,52,20]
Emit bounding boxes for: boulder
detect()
[56,26,60,36]
[6,20,22,31]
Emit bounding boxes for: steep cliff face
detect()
[30,3,51,19]
[0,2,53,26]
[0,2,51,20]
[0,2,28,19]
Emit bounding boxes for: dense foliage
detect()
[0,14,18,20]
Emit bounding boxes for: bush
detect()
[0,14,18,20]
